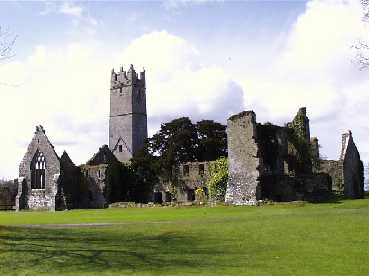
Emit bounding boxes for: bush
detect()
[195,187,207,203]
[206,157,228,201]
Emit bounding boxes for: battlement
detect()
[111,64,145,88]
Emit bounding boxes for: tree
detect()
[0,26,16,61]
[129,145,160,203]
[148,117,228,178]
[149,117,198,178]
[196,120,227,161]
[206,157,228,202]
[353,1,369,69]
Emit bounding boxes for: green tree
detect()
[149,117,198,178]
[196,120,227,161]
[0,26,16,61]
[130,145,160,203]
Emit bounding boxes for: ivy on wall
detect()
[206,157,228,201]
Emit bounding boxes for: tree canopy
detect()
[0,26,16,61]
[148,117,227,179]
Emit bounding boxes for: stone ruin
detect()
[80,145,127,208]
[15,125,67,211]
[0,180,17,210]
[319,131,364,198]
[154,161,211,203]
[0,65,365,210]
[0,64,148,211]
[9,126,128,211]
[225,108,364,205]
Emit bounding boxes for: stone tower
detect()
[109,64,147,163]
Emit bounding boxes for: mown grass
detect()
[0,199,369,275]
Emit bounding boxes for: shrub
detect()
[195,187,207,203]
[206,157,228,201]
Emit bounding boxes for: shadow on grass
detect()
[306,193,344,204]
[0,225,226,274]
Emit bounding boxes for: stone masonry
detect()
[225,108,333,205]
[155,161,211,203]
[319,131,364,198]
[0,180,17,210]
[109,64,147,163]
[15,126,66,211]
[225,111,261,205]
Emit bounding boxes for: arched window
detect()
[31,151,46,189]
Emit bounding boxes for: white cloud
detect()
[0,31,244,178]
[59,2,83,18]
[40,2,83,17]
[39,2,99,35]
[0,43,111,178]
[233,0,369,164]
[118,31,244,132]
[162,0,215,10]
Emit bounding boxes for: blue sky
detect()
[1,0,369,179]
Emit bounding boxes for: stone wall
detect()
[260,173,331,202]
[319,160,343,193]
[156,161,211,203]
[341,132,364,198]
[318,131,364,198]
[225,108,332,205]
[225,111,261,205]
[109,64,147,163]
[81,145,128,208]
[60,151,89,209]
[81,164,108,208]
[256,123,288,175]
[286,108,313,175]
[16,126,65,211]
[0,181,17,210]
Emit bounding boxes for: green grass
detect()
[1,200,369,275]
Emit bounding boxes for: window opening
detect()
[31,151,46,189]
[183,165,189,176]
[199,164,205,176]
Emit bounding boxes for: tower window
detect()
[183,165,189,176]
[31,151,46,189]
[199,164,205,176]
[119,145,123,152]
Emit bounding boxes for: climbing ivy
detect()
[206,157,228,201]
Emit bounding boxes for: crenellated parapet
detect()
[109,64,148,163]
[111,64,145,89]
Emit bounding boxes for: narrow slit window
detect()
[183,165,189,176]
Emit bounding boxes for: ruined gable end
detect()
[340,131,364,199]
[15,125,65,211]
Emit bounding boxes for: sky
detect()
[0,0,369,179]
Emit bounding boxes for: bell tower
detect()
[109,64,147,162]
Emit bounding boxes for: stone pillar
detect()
[15,177,26,211]
[49,173,60,211]
[225,111,261,205]
[311,137,320,172]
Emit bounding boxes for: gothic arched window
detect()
[31,151,46,189]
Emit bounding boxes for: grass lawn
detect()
[1,199,369,275]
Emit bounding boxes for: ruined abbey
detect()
[0,65,365,211]
[1,65,147,211]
